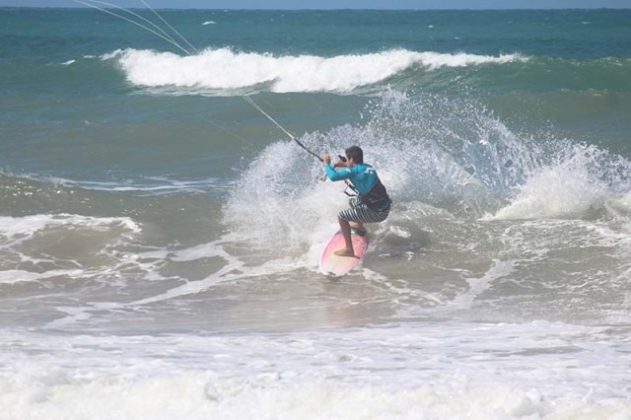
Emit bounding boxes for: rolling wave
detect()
[103,47,525,94]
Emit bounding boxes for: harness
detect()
[343,180,359,197]
[344,178,391,211]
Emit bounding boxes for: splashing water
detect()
[224,92,631,253]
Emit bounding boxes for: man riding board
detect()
[322,145,391,257]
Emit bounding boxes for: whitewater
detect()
[105,47,525,93]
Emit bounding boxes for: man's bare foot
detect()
[334,248,357,258]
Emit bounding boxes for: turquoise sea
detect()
[1,7,631,418]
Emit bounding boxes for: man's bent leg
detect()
[335,216,355,257]
[349,221,366,236]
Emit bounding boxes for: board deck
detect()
[319,228,369,277]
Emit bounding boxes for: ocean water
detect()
[1,7,631,419]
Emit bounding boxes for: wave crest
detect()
[104,48,525,94]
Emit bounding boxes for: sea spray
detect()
[222,92,631,289]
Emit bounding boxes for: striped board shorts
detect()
[338,196,391,224]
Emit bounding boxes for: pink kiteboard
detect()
[319,229,369,277]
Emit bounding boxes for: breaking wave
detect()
[224,92,631,251]
[103,47,525,94]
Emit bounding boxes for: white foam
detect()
[1,321,630,419]
[9,171,221,195]
[202,20,216,25]
[222,93,523,257]
[103,48,526,94]
[0,214,140,241]
[46,176,220,195]
[604,191,631,222]
[223,139,343,253]
[132,248,300,306]
[488,148,610,220]
[448,259,515,309]
[0,269,83,285]
[0,214,143,287]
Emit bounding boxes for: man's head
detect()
[345,145,364,165]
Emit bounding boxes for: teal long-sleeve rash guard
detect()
[324,163,378,195]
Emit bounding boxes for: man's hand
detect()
[322,154,331,165]
[334,157,347,168]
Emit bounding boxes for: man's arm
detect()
[321,153,356,182]
[324,165,352,182]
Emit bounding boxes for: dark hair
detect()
[345,145,364,164]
